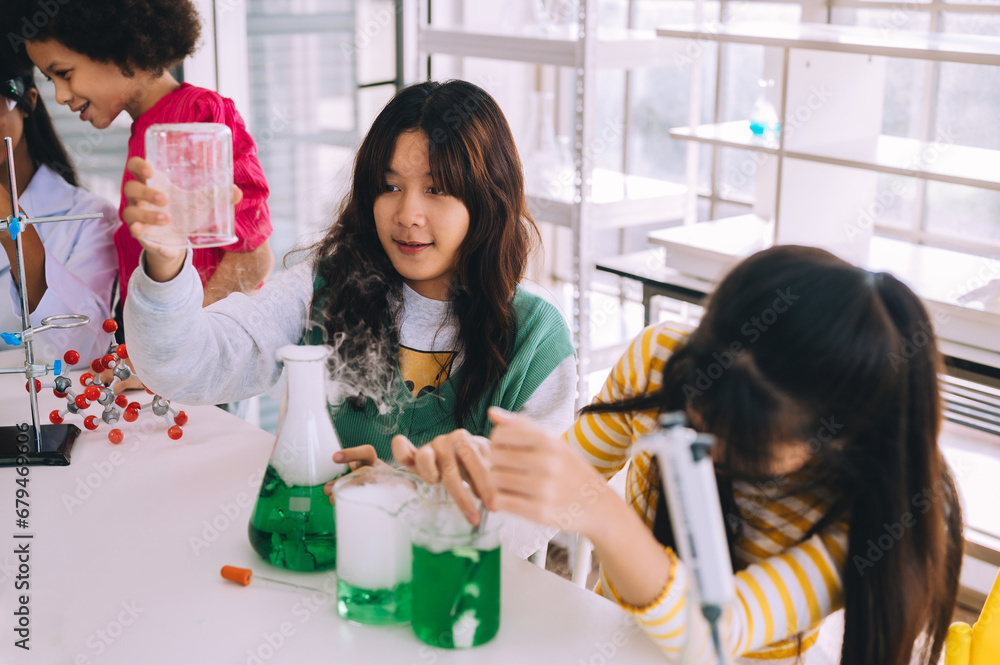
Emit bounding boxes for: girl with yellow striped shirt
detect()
[479,246,962,665]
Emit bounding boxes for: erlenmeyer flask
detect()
[248,345,349,571]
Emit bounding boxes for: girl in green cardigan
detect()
[120,81,577,525]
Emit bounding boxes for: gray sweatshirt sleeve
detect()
[517,355,577,432]
[497,354,577,559]
[123,251,316,404]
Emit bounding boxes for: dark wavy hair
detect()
[585,245,962,665]
[313,80,538,427]
[1,46,77,186]
[8,0,200,76]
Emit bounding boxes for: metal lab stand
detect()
[0,136,105,465]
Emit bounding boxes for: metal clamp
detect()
[37,314,90,331]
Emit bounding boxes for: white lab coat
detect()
[1,164,119,365]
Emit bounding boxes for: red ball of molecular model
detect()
[36,319,188,443]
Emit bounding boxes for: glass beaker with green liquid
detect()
[333,468,420,625]
[248,345,349,571]
[410,496,501,648]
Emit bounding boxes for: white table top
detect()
[0,363,666,665]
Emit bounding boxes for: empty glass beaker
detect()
[145,123,237,248]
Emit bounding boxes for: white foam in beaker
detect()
[335,482,416,590]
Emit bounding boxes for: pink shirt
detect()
[117,83,271,303]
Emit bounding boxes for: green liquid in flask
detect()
[248,464,342,571]
[411,545,501,648]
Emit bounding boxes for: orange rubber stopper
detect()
[221,565,252,586]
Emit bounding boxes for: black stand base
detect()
[0,424,80,466]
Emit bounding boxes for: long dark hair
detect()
[313,80,537,426]
[585,245,962,665]
[0,60,78,187]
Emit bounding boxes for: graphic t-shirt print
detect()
[399,346,456,398]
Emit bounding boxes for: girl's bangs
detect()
[426,132,469,202]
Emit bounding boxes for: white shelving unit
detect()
[649,21,1000,371]
[420,26,687,68]
[417,1,689,406]
[657,21,1000,66]
[657,22,1000,217]
[669,121,1000,191]
[528,169,687,230]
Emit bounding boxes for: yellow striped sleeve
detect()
[742,628,820,660]
[563,323,687,478]
[737,571,775,645]
[761,563,798,638]
[600,547,704,658]
[728,531,845,657]
[775,550,821,625]
[798,539,841,610]
[605,531,844,664]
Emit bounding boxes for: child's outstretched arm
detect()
[120,157,196,283]
[120,157,310,405]
[124,156,274,307]
[488,408,674,602]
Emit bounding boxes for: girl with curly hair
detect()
[11,0,273,311]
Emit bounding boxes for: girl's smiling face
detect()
[374,130,470,301]
[26,39,148,128]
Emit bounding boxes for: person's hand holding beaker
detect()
[392,430,492,525]
[121,155,243,283]
[144,123,238,249]
[322,444,393,504]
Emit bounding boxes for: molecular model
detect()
[29,319,188,444]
